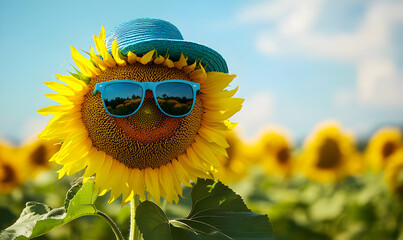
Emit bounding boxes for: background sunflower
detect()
[365,127,402,172]
[253,127,295,178]
[299,121,362,182]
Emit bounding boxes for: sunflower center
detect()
[0,163,16,184]
[382,141,396,159]
[277,148,290,164]
[317,138,342,169]
[82,63,203,169]
[31,145,47,166]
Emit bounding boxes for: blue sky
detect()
[1,0,402,144]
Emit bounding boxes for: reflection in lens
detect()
[155,82,194,116]
[103,83,143,116]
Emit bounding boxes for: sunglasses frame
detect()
[92,79,200,118]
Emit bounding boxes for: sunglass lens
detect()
[155,82,194,116]
[103,83,143,116]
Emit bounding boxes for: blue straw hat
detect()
[105,18,228,73]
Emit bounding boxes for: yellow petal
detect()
[153,55,165,65]
[90,47,108,71]
[166,162,183,198]
[111,39,127,66]
[198,126,229,148]
[201,73,236,93]
[93,26,116,68]
[94,155,114,194]
[171,159,192,187]
[43,81,75,96]
[130,168,146,200]
[203,98,244,111]
[192,141,220,167]
[83,150,106,182]
[139,50,155,65]
[127,51,138,64]
[195,135,227,157]
[159,165,175,204]
[56,74,88,93]
[144,168,160,204]
[183,61,197,74]
[37,104,77,115]
[44,94,83,105]
[174,53,188,69]
[189,65,207,82]
[178,154,211,180]
[70,46,101,78]
[163,58,174,68]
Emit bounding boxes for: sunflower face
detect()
[38,26,243,205]
[366,127,402,171]
[82,64,203,170]
[300,121,362,182]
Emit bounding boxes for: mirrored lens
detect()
[155,82,194,116]
[103,83,143,116]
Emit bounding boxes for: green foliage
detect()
[241,172,403,240]
[136,179,275,240]
[0,181,98,240]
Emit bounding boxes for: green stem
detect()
[129,195,141,240]
[96,210,125,240]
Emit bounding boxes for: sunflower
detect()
[253,127,294,178]
[299,121,362,182]
[20,138,61,177]
[38,25,243,205]
[365,127,402,171]
[214,130,251,184]
[384,147,403,197]
[0,140,24,193]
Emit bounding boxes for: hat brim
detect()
[119,39,228,73]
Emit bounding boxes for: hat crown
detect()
[106,18,184,50]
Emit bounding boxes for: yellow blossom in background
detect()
[0,140,25,193]
[299,121,363,182]
[384,147,403,198]
[253,127,295,178]
[215,130,251,184]
[365,127,402,171]
[19,138,61,177]
[37,25,243,205]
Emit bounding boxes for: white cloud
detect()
[239,0,403,107]
[232,91,274,137]
[357,58,403,107]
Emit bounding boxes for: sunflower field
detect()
[1,119,402,239]
[1,13,403,240]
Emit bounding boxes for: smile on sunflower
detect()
[38,19,243,205]
[299,121,363,182]
[365,127,402,171]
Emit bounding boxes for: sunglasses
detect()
[92,79,200,118]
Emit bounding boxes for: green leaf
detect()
[0,181,99,240]
[136,178,275,240]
